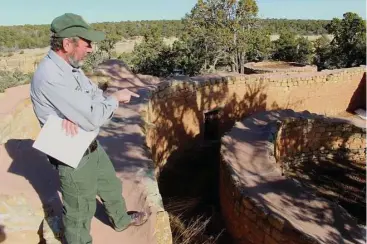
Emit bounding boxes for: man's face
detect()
[63,37,93,68]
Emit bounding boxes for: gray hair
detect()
[50,35,80,51]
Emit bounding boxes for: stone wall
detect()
[275,117,366,224]
[219,160,319,244]
[275,117,366,164]
[218,110,366,244]
[145,66,366,169]
[243,61,318,74]
[144,66,366,243]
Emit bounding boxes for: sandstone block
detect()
[242,197,254,209]
[247,225,265,244]
[264,234,279,244]
[245,209,257,222]
[268,214,285,231]
[271,228,287,242]
[256,219,271,234]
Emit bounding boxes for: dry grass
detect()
[0,37,178,73]
[164,197,202,215]
[270,34,333,41]
[164,197,225,244]
[169,213,224,244]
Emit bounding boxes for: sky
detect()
[0,0,365,26]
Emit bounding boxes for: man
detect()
[30,13,148,244]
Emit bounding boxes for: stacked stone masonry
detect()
[145,66,366,169]
[1,63,365,243]
[220,160,320,244]
[218,111,366,244]
[243,61,318,74]
[275,117,366,164]
[143,66,366,244]
[275,117,366,225]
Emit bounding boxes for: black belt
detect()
[84,139,98,156]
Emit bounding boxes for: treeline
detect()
[0,18,331,50]
[107,2,365,76]
[259,19,330,35]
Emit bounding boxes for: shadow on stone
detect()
[5,139,62,242]
[4,139,123,242]
[347,72,366,113]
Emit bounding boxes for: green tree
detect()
[313,34,332,70]
[230,0,262,73]
[181,0,270,74]
[245,28,272,62]
[182,0,231,73]
[272,31,313,64]
[325,12,366,68]
[130,26,171,76]
[98,33,120,59]
[272,31,298,61]
[169,34,204,75]
[295,36,313,64]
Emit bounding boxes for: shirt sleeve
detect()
[40,79,119,131]
[89,79,117,120]
[89,79,106,102]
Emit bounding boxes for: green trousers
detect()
[51,141,131,244]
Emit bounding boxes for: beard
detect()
[67,52,84,68]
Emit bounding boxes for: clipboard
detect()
[32,115,99,168]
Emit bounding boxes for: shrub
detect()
[0,70,32,93]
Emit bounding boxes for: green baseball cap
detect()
[51,13,105,42]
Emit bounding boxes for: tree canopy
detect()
[0,17,332,50]
[121,3,365,76]
[1,1,364,77]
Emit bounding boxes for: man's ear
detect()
[62,38,73,52]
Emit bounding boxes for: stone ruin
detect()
[143,62,366,243]
[221,110,365,244]
[244,61,318,74]
[0,59,365,244]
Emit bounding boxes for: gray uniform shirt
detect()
[30,50,118,132]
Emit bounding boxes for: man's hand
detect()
[62,119,78,136]
[111,88,140,103]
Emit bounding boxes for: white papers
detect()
[32,115,99,168]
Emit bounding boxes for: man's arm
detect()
[40,79,118,131]
[89,79,106,102]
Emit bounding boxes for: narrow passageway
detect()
[157,107,233,244]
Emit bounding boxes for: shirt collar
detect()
[48,50,78,73]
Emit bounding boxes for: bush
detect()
[0,70,32,93]
[82,50,107,73]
